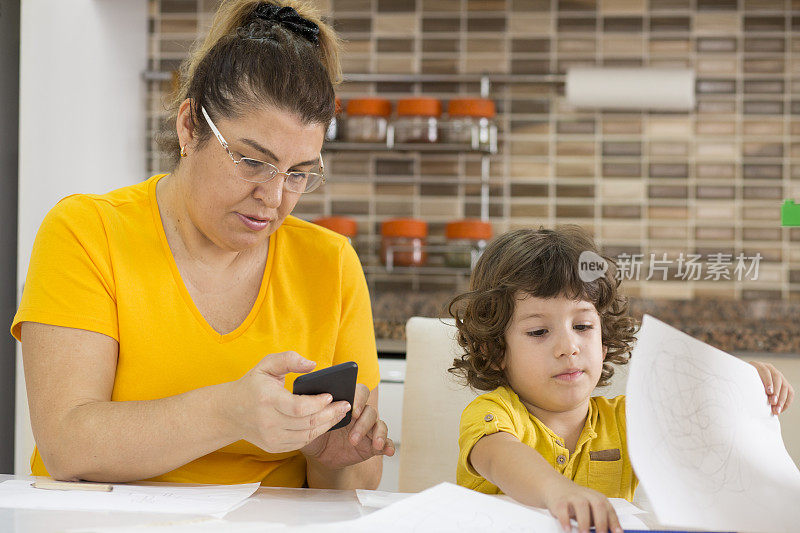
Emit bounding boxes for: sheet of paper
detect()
[319,482,565,533]
[0,480,260,517]
[627,315,800,533]
[354,488,411,508]
[608,497,646,515]
[69,518,286,533]
[63,485,647,533]
[498,494,649,530]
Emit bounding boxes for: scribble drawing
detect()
[641,337,753,502]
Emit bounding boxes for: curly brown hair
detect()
[448,225,639,392]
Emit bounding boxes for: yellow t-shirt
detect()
[11,174,380,486]
[457,386,637,501]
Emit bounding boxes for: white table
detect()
[0,474,373,532]
[0,474,668,532]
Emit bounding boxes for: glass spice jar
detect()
[442,98,498,151]
[380,218,428,268]
[393,97,442,144]
[344,98,392,143]
[325,97,343,142]
[443,220,493,269]
[313,216,358,246]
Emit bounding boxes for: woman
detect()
[11,0,394,489]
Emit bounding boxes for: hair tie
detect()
[245,3,320,46]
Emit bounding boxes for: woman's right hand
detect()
[543,479,623,533]
[222,351,352,453]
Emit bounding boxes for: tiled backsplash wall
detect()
[147,0,800,300]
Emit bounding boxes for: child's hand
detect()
[749,361,794,415]
[543,478,622,533]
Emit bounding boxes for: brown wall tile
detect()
[556,204,595,218]
[467,16,507,31]
[556,184,595,197]
[743,164,782,180]
[421,0,461,10]
[421,17,460,32]
[512,38,551,53]
[377,38,414,52]
[602,205,641,218]
[376,159,415,176]
[332,200,370,215]
[743,16,784,32]
[151,0,799,301]
[603,16,643,32]
[696,185,735,199]
[697,37,736,52]
[649,185,688,199]
[557,141,595,156]
[557,15,597,31]
[510,183,549,197]
[603,162,641,178]
[650,16,691,32]
[696,227,735,240]
[334,0,372,10]
[743,228,781,241]
[744,185,782,199]
[377,0,416,12]
[603,142,641,156]
[466,202,504,217]
[650,163,688,178]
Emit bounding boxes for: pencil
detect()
[32,480,113,492]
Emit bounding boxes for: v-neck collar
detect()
[148,174,276,343]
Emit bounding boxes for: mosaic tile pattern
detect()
[147,0,800,299]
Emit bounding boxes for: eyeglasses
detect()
[201,106,325,194]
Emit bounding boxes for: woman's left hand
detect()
[300,384,395,470]
[749,361,794,415]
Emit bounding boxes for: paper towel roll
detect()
[566,67,695,111]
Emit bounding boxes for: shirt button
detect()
[484,413,494,422]
[556,454,566,465]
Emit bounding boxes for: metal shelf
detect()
[325,141,495,154]
[342,73,564,97]
[142,71,564,98]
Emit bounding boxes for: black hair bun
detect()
[237,19,277,41]
[243,3,320,46]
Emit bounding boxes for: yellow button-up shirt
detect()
[457,385,637,501]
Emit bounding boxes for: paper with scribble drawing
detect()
[627,314,800,533]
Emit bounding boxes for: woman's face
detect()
[179,103,325,252]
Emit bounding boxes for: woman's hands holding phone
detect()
[222,351,352,453]
[300,382,395,470]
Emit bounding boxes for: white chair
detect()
[398,316,651,510]
[398,317,476,492]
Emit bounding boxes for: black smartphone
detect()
[292,361,358,431]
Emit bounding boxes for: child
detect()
[449,226,794,533]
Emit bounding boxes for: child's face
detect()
[502,293,607,414]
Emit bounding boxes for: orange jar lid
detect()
[334,97,343,115]
[447,98,496,118]
[445,219,493,241]
[397,97,442,117]
[346,98,392,117]
[313,216,358,237]
[381,218,428,239]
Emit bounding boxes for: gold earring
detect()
[180,145,187,158]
